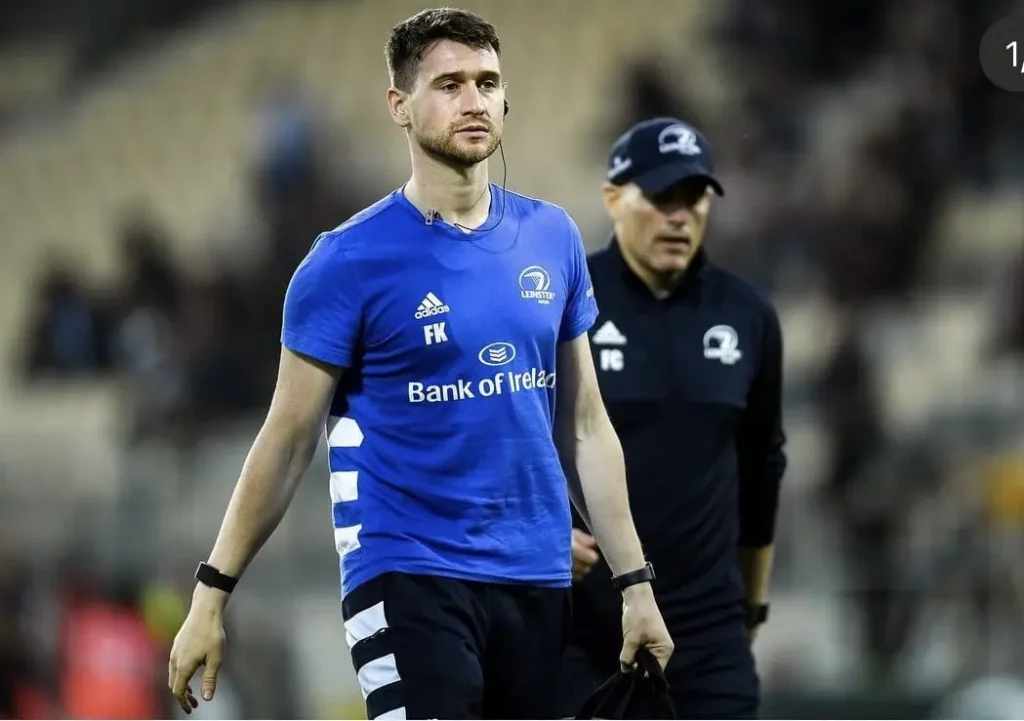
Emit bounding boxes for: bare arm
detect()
[555,334,646,577]
[737,545,774,606]
[555,335,673,670]
[171,235,358,711]
[196,346,341,610]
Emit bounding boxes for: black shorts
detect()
[562,625,760,720]
[342,572,573,720]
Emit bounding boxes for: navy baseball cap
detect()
[606,117,724,197]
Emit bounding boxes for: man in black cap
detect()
[562,117,787,719]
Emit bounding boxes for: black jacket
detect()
[572,239,787,651]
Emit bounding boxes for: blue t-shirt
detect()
[281,184,598,597]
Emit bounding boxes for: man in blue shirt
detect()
[168,8,672,720]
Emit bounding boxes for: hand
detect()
[619,584,673,672]
[571,529,600,581]
[168,586,228,715]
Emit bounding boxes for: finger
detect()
[171,663,197,712]
[619,637,639,672]
[201,653,222,701]
[574,554,596,571]
[171,665,190,698]
[186,683,198,708]
[572,561,591,580]
[653,648,672,669]
[571,538,599,561]
[651,639,674,669]
[572,529,597,548]
[177,683,198,714]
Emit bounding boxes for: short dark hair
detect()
[385,7,501,92]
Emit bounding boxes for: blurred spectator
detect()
[719,0,886,85]
[109,207,183,385]
[104,207,188,439]
[602,58,705,150]
[816,315,915,683]
[250,75,320,205]
[114,207,182,318]
[21,255,113,380]
[819,314,888,511]
[816,101,951,304]
[58,571,164,719]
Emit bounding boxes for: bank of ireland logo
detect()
[408,340,553,404]
[519,265,555,305]
[478,341,516,367]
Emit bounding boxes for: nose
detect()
[662,204,692,225]
[461,85,487,115]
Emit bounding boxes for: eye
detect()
[479,79,498,90]
[440,82,459,93]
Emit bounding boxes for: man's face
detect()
[605,178,713,276]
[403,40,504,166]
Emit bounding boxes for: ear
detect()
[601,182,622,218]
[696,188,714,214]
[387,87,411,129]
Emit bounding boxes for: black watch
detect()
[195,562,239,594]
[745,602,769,629]
[610,562,656,592]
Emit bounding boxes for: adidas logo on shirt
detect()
[592,321,627,346]
[415,292,451,320]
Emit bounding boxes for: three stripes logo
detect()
[591,321,627,346]
[415,291,450,320]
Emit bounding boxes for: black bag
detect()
[575,648,676,719]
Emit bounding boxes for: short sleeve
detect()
[559,213,599,343]
[281,234,362,368]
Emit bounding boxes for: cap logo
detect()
[658,124,701,156]
[607,155,633,180]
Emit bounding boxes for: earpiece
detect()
[503,99,509,117]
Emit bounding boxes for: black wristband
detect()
[746,602,769,628]
[610,562,655,592]
[195,562,239,594]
